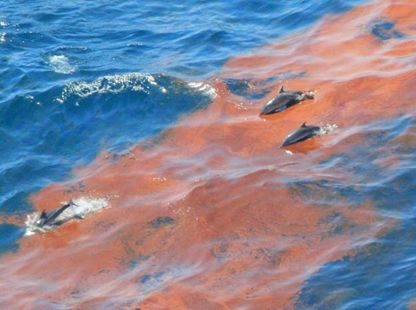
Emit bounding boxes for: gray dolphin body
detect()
[36,201,80,228]
[260,86,315,115]
[282,123,321,147]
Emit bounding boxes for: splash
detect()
[57,72,156,103]
[24,197,110,236]
[47,55,76,74]
[188,82,217,99]
[56,72,211,104]
[318,123,338,135]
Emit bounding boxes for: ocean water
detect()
[0,0,363,245]
[1,0,416,309]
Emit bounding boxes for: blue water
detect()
[294,115,416,309]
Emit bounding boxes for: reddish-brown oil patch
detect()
[1,0,416,309]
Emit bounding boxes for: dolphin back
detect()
[282,124,321,147]
[260,90,309,115]
[40,202,73,226]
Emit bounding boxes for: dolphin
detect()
[260,86,315,115]
[282,123,321,147]
[36,201,79,227]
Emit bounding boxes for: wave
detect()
[3,0,416,308]
[297,119,416,309]
[0,72,214,220]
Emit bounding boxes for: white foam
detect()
[0,33,6,44]
[188,82,217,99]
[57,72,157,103]
[318,123,338,136]
[48,55,76,74]
[61,197,109,219]
[24,196,110,236]
[57,73,217,104]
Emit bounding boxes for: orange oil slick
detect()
[1,0,416,309]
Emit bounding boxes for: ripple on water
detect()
[295,116,416,309]
[1,0,416,308]
[0,71,214,221]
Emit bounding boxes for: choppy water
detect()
[1,0,416,309]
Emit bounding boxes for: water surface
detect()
[1,0,416,309]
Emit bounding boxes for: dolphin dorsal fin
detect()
[301,122,307,127]
[279,86,285,93]
[40,211,48,220]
